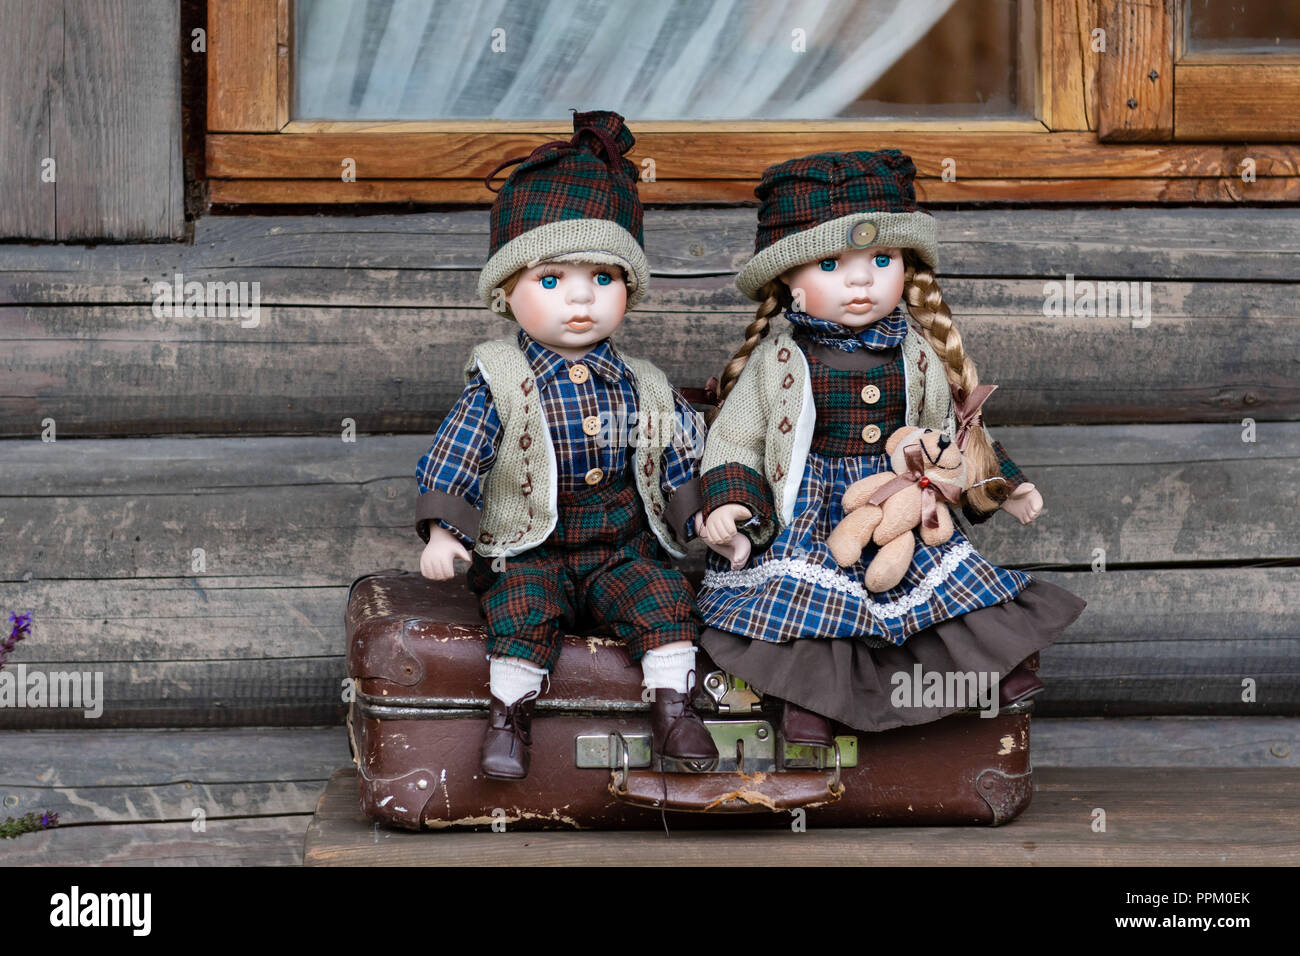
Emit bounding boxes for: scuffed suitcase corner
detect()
[976,702,1034,825]
[975,768,1034,826]
[356,764,444,832]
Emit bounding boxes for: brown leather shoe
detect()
[480,691,537,780]
[780,700,834,748]
[650,688,719,764]
[998,663,1044,707]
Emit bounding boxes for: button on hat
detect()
[734,149,940,301]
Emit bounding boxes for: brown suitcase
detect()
[345,569,1036,831]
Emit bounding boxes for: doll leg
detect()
[469,551,574,779]
[579,545,719,766]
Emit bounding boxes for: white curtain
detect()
[294,0,958,120]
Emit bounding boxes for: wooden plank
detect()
[276,0,291,131]
[1096,0,1173,141]
[207,0,279,132]
[0,0,61,239]
[0,426,1296,580]
[1175,64,1300,141]
[0,657,347,729]
[51,0,184,240]
[0,568,1295,725]
[4,277,1300,434]
[1,567,1295,727]
[304,766,1300,865]
[205,130,1300,180]
[0,578,348,660]
[1040,0,1099,131]
[1033,717,1300,767]
[4,206,1299,287]
[0,726,345,821]
[207,175,1300,205]
[3,815,308,865]
[1,426,1296,577]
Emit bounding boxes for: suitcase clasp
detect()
[702,670,762,715]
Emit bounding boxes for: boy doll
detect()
[415,110,719,780]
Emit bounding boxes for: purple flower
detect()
[1,611,32,671]
[0,810,60,839]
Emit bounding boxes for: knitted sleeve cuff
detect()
[416,489,481,546]
[701,463,777,550]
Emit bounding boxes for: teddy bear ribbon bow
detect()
[866,442,963,529]
[953,383,998,452]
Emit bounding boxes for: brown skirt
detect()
[698,578,1086,733]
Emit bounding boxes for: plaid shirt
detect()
[417,329,704,545]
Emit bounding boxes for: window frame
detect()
[206,0,1300,204]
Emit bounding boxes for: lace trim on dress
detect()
[702,540,976,620]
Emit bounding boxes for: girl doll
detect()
[694,150,1086,746]
[416,110,717,779]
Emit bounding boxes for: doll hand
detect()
[707,532,752,571]
[420,525,472,580]
[701,504,752,546]
[1000,483,1043,525]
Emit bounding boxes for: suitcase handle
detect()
[611,767,845,813]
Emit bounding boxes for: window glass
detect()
[293,0,1033,121]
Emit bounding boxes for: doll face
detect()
[782,247,905,329]
[507,261,627,359]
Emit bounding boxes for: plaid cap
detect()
[477,109,650,312]
[735,149,939,300]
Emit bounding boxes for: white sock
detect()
[489,655,547,706]
[641,645,698,695]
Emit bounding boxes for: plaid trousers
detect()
[467,471,701,671]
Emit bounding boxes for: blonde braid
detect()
[708,279,787,425]
[902,251,1005,513]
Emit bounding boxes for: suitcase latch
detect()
[701,670,762,715]
[576,720,777,773]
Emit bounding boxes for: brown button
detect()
[568,363,590,384]
[862,424,882,444]
[582,415,601,436]
[847,220,877,248]
[584,467,604,485]
[861,384,881,404]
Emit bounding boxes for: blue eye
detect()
[873,254,892,268]
[540,275,558,289]
[595,272,612,286]
[819,259,837,271]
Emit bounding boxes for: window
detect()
[206,0,1300,204]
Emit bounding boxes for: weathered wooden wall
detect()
[1,206,1296,729]
[0,0,184,241]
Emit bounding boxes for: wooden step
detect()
[304,765,1300,866]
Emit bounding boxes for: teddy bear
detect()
[826,426,971,593]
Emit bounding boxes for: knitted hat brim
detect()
[735,211,939,301]
[477,218,650,312]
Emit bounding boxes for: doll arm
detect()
[660,385,707,545]
[415,373,500,546]
[698,355,778,548]
[961,431,1029,526]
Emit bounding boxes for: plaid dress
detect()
[698,312,1032,648]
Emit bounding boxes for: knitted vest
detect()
[465,338,686,559]
[702,325,954,524]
